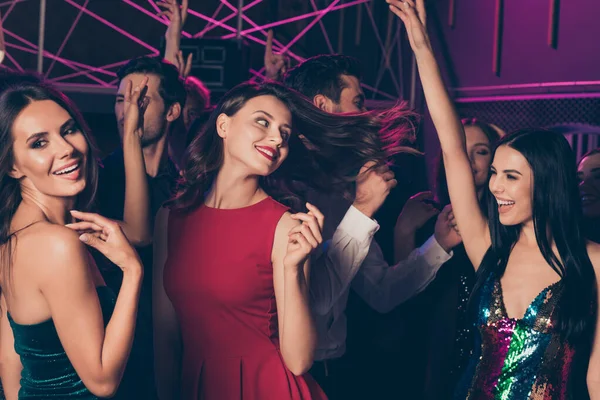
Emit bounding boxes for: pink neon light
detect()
[361,83,397,100]
[123,0,192,39]
[6,42,111,86]
[193,0,262,38]
[455,92,600,103]
[187,8,237,34]
[310,0,334,54]
[4,51,24,72]
[1,0,18,23]
[0,0,27,7]
[63,0,159,54]
[219,0,303,62]
[280,0,340,53]
[3,31,115,78]
[196,3,226,38]
[249,68,267,81]
[364,4,400,94]
[45,0,89,78]
[222,0,369,38]
[49,58,139,83]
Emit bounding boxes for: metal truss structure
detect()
[0,0,409,104]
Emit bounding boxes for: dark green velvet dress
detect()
[7,287,116,399]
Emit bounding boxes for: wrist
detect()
[434,233,452,253]
[352,201,376,219]
[121,259,144,280]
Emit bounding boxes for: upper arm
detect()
[442,151,490,268]
[272,213,310,334]
[0,295,21,400]
[152,207,179,339]
[33,227,108,389]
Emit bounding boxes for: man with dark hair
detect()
[284,54,366,113]
[280,54,458,399]
[95,56,185,399]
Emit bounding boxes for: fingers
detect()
[65,221,104,233]
[265,29,274,61]
[181,0,189,24]
[78,233,107,253]
[289,213,323,244]
[305,202,325,229]
[69,210,116,232]
[183,52,193,77]
[290,231,312,252]
[288,224,319,248]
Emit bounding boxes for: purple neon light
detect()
[0,0,28,7]
[222,0,369,39]
[63,0,159,54]
[6,42,111,86]
[1,0,18,23]
[45,0,89,78]
[193,0,262,38]
[4,51,24,71]
[195,2,225,38]
[310,0,334,54]
[49,59,140,83]
[187,8,238,34]
[280,0,340,54]
[123,0,192,39]
[364,4,400,94]
[219,0,303,62]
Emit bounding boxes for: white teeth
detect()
[497,199,515,206]
[55,163,79,175]
[257,147,274,157]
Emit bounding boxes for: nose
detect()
[269,128,284,147]
[489,175,503,194]
[57,135,76,159]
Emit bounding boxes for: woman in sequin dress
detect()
[388,0,600,398]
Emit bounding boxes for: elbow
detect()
[285,357,314,377]
[129,233,152,247]
[587,374,600,397]
[87,380,120,399]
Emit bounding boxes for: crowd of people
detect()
[0,0,598,399]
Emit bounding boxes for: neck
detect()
[20,189,77,225]
[142,136,168,177]
[205,163,265,209]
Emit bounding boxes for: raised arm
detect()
[0,295,21,400]
[56,214,142,397]
[152,207,182,400]
[388,0,489,267]
[160,0,192,77]
[272,205,324,376]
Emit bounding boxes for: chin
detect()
[583,207,600,219]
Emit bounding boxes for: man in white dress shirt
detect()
[283,55,462,398]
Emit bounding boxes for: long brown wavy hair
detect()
[169,81,418,213]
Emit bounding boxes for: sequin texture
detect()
[454,274,577,400]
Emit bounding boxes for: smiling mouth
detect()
[255,146,278,162]
[582,194,599,205]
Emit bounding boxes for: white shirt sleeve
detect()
[310,206,379,316]
[351,235,453,314]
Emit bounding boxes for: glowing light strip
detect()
[361,82,396,100]
[222,0,368,38]
[123,0,192,38]
[49,59,142,82]
[187,8,238,34]
[4,50,24,71]
[5,42,111,86]
[45,0,89,78]
[196,2,225,37]
[1,0,18,22]
[364,4,400,94]
[193,0,262,38]
[63,0,160,54]
[280,0,340,53]
[0,0,28,7]
[310,0,334,54]
[219,0,303,62]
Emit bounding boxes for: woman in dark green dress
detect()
[0,78,143,399]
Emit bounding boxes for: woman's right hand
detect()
[387,0,430,51]
[66,210,142,275]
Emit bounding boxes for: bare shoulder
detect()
[275,211,300,233]
[18,222,88,276]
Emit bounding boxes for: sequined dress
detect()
[454,274,577,400]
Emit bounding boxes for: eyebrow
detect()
[472,143,490,147]
[26,119,76,144]
[489,166,523,175]
[252,110,292,130]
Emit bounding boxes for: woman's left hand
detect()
[284,203,325,269]
[123,76,149,138]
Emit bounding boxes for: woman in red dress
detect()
[152,81,403,400]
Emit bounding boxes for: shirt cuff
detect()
[418,235,453,266]
[336,205,380,243]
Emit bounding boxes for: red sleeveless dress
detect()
[164,197,327,400]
